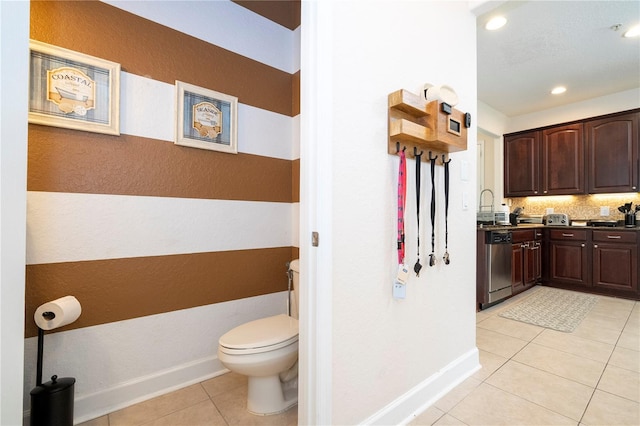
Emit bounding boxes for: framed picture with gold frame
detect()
[28,39,120,135]
[175,81,238,154]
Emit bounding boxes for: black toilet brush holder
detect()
[30,328,75,426]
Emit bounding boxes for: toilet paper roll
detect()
[34,296,82,331]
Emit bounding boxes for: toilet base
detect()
[247,375,298,416]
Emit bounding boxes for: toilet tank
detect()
[288,259,300,319]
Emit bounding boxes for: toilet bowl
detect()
[217,260,300,415]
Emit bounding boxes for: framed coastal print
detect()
[175,81,238,154]
[28,40,120,135]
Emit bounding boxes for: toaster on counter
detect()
[543,213,570,226]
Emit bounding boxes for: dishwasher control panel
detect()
[485,230,513,244]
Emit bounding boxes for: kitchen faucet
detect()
[479,188,495,212]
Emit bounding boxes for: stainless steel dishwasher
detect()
[482,230,513,309]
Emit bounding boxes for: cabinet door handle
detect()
[562,233,574,237]
[581,243,585,247]
[594,244,598,248]
[607,235,622,239]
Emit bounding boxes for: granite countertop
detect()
[477,224,640,231]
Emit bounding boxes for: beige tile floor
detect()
[79,286,639,426]
[410,286,640,426]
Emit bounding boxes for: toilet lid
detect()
[219,314,299,351]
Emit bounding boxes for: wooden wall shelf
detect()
[388,89,468,160]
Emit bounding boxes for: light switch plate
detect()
[600,206,610,216]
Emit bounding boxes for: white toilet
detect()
[217,259,300,415]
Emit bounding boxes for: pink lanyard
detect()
[397,149,407,265]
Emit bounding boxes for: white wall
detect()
[0,1,29,424]
[304,2,480,424]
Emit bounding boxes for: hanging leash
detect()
[443,156,451,265]
[428,152,437,267]
[414,149,423,276]
[397,148,407,266]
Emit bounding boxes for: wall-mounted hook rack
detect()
[387,89,468,162]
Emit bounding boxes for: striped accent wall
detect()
[26,0,300,339]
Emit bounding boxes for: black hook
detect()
[428,151,438,161]
[442,154,451,164]
[414,147,423,158]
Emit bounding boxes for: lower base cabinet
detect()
[548,229,589,287]
[544,228,639,299]
[592,230,638,294]
[512,229,542,295]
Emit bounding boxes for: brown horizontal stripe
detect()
[28,124,292,202]
[292,71,301,116]
[233,1,301,31]
[292,158,300,203]
[30,0,294,116]
[25,247,293,338]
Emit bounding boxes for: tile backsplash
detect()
[509,193,640,221]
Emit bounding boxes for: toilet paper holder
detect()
[30,296,81,426]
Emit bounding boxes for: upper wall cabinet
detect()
[504,123,585,197]
[585,112,639,193]
[504,131,540,196]
[542,123,585,195]
[505,110,639,197]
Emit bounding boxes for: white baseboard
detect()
[361,347,481,426]
[23,355,227,425]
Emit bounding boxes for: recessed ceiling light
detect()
[485,16,507,31]
[623,24,640,38]
[551,86,567,95]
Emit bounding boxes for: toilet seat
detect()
[219,314,299,355]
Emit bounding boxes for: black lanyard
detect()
[414,150,423,275]
[443,157,451,264]
[429,152,437,266]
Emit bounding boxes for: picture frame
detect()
[28,39,120,136]
[175,81,238,154]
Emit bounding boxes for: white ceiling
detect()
[477,0,640,117]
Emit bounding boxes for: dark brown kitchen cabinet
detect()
[511,229,542,295]
[543,228,639,300]
[512,243,524,290]
[547,229,589,288]
[504,109,639,197]
[504,131,540,197]
[504,124,585,197]
[592,230,638,295]
[542,123,585,195]
[585,112,639,193]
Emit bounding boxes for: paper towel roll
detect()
[34,296,82,330]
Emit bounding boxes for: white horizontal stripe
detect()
[102,0,297,73]
[119,72,296,160]
[23,292,288,416]
[120,73,174,142]
[292,202,300,248]
[27,192,292,264]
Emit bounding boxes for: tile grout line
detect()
[578,303,638,424]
